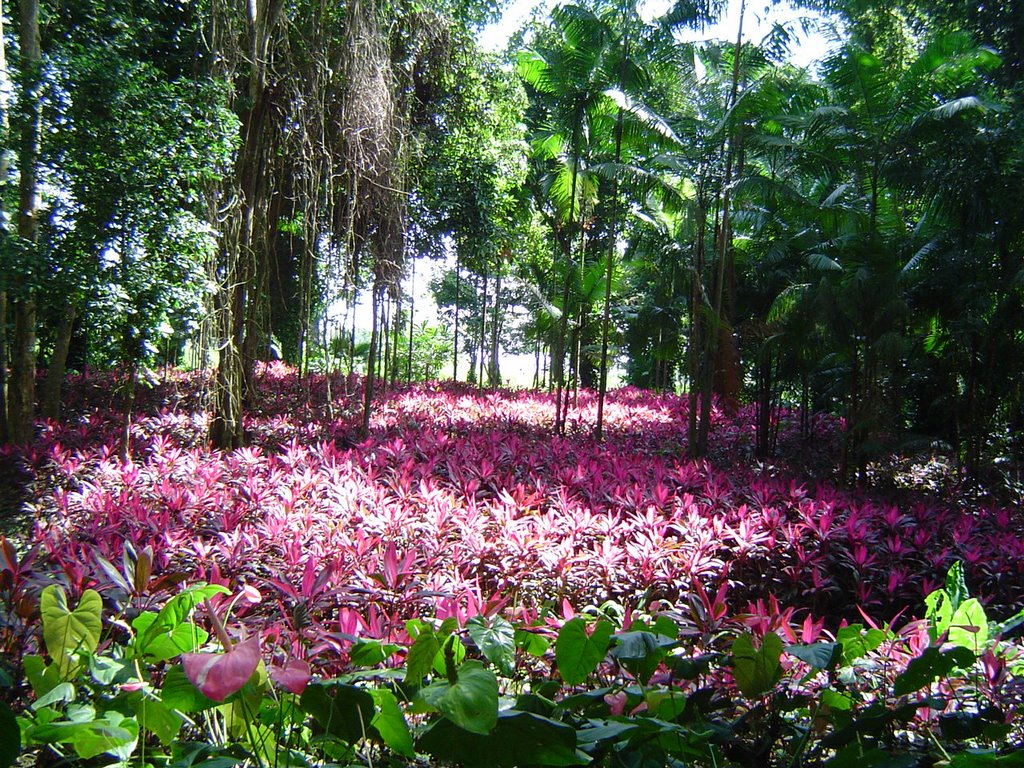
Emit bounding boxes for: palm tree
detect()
[520,4,613,432]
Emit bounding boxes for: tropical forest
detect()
[1,0,1024,764]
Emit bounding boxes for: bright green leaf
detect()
[40,586,103,679]
[406,630,440,684]
[420,660,498,735]
[555,618,614,686]
[369,688,413,757]
[949,598,989,652]
[467,616,516,676]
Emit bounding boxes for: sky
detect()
[477,0,837,70]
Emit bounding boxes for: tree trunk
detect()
[0,293,7,443]
[536,337,544,387]
[596,94,625,441]
[687,198,707,456]
[478,267,488,388]
[407,258,415,382]
[488,267,501,388]
[42,304,76,421]
[209,0,283,450]
[348,284,357,375]
[391,292,401,386]
[453,257,460,381]
[0,5,10,442]
[8,0,41,445]
[381,294,391,388]
[361,282,382,438]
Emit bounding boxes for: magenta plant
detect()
[5,365,1022,682]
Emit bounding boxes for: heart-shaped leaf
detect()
[466,616,516,676]
[420,660,498,735]
[555,618,613,686]
[182,637,260,702]
[132,612,208,662]
[731,631,782,698]
[40,585,102,679]
[894,646,976,696]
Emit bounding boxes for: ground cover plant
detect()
[1,365,1024,766]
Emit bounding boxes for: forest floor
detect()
[4,364,1022,652]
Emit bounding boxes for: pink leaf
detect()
[182,637,261,702]
[269,659,311,694]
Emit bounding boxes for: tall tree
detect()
[6,0,41,445]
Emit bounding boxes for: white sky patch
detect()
[478,0,837,70]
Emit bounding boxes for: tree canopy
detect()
[2,0,1022,480]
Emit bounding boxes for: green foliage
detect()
[9,560,1024,767]
[555,617,614,685]
[730,631,783,697]
[39,586,102,680]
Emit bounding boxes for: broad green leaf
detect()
[432,634,466,678]
[939,710,1009,742]
[417,709,588,767]
[947,749,1024,766]
[575,718,640,744]
[141,584,228,651]
[925,590,954,642]
[731,631,782,698]
[369,688,413,757]
[437,617,460,638]
[23,656,60,698]
[836,625,886,665]
[945,561,969,611]
[555,618,614,686]
[949,598,989,652]
[820,689,854,711]
[466,616,516,676]
[132,612,208,662]
[406,630,441,684]
[827,745,918,768]
[27,711,141,761]
[25,718,95,746]
[611,631,677,660]
[88,654,130,685]
[786,642,842,669]
[300,682,376,745]
[349,640,398,668]
[131,695,182,746]
[514,629,551,657]
[31,683,75,710]
[651,615,680,640]
[647,688,688,721]
[160,665,219,713]
[610,632,675,684]
[72,712,138,760]
[894,646,976,695]
[420,660,498,735]
[40,586,102,679]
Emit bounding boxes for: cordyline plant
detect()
[0,365,1021,765]
[14,366,1024,650]
[2,554,1023,767]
